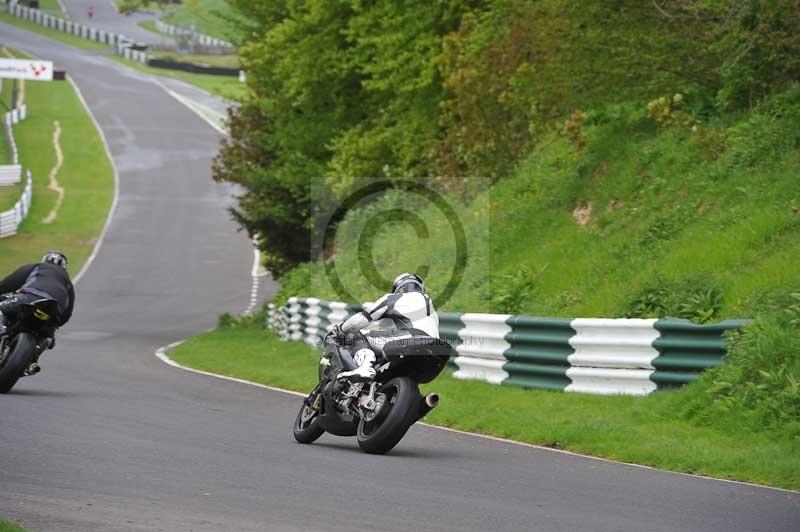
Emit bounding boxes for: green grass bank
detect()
[276,88,800,322]
[160,0,237,42]
[169,324,800,490]
[0,519,26,532]
[0,46,114,276]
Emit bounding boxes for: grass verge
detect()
[38,0,64,15]
[137,19,167,38]
[0,46,114,276]
[111,56,244,101]
[0,12,108,51]
[0,519,26,532]
[169,326,800,490]
[150,50,239,69]
[160,0,238,42]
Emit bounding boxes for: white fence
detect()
[1,104,27,183]
[0,170,33,238]
[154,19,234,51]
[8,2,150,64]
[0,164,22,185]
[1,99,33,239]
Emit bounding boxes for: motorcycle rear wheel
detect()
[0,333,36,394]
[356,377,419,455]
[293,392,325,444]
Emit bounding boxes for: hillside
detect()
[276,88,800,322]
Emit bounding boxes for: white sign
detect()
[0,59,54,81]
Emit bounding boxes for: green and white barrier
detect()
[268,297,746,396]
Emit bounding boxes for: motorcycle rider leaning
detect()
[0,251,75,341]
[333,273,439,383]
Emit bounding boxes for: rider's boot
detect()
[24,363,41,376]
[338,348,376,383]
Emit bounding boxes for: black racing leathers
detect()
[0,263,75,326]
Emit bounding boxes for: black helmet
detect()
[42,251,68,270]
[392,272,424,294]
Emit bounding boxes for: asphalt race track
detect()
[1,19,799,532]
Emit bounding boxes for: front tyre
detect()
[0,333,36,394]
[293,392,325,444]
[357,377,419,455]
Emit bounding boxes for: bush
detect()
[217,306,268,329]
[623,276,725,324]
[677,305,800,438]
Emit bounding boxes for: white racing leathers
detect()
[336,291,439,381]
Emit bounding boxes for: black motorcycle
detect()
[0,295,58,393]
[293,328,454,454]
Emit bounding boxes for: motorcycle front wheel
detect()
[293,390,325,444]
[0,332,36,393]
[356,377,419,455]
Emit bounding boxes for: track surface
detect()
[1,22,799,532]
[61,0,169,46]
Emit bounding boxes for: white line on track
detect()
[155,341,305,398]
[154,341,799,495]
[157,82,227,135]
[68,75,121,286]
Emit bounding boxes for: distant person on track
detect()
[332,273,439,384]
[0,252,75,345]
[87,5,94,19]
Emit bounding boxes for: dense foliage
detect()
[216,0,800,275]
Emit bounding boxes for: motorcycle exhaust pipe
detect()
[417,393,439,420]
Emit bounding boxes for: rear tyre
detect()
[0,333,36,394]
[356,377,419,455]
[293,392,325,444]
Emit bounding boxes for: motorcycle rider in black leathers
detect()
[0,252,75,358]
[333,273,440,383]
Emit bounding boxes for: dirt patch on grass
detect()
[42,120,64,224]
[572,201,593,227]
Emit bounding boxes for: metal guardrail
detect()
[268,297,747,396]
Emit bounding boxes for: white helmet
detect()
[391,272,424,294]
[42,251,68,270]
